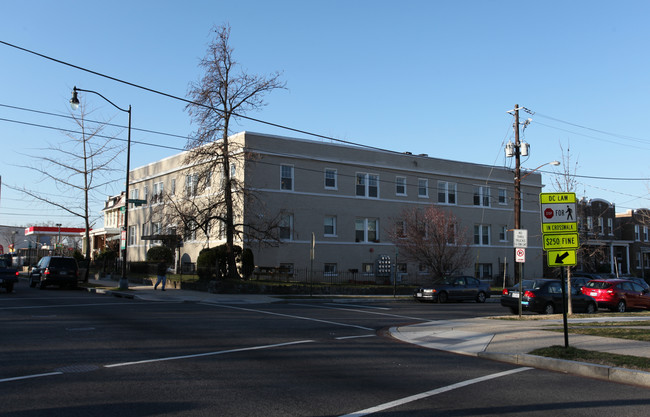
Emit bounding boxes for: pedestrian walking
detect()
[154,260,167,291]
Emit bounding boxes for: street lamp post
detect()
[56,223,62,256]
[70,86,131,290]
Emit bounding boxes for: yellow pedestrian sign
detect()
[542,223,577,233]
[543,233,579,250]
[540,193,577,204]
[547,250,577,267]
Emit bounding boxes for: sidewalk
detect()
[390,316,650,388]
[84,278,280,304]
[84,278,650,388]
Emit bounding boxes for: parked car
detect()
[0,258,19,293]
[414,276,491,303]
[626,277,650,291]
[28,256,80,289]
[501,278,598,315]
[581,279,650,312]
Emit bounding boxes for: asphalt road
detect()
[2,281,650,416]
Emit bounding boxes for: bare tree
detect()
[10,104,123,281]
[387,205,472,280]
[182,23,286,278]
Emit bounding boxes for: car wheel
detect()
[616,300,626,313]
[509,307,519,315]
[29,278,37,288]
[544,303,555,315]
[438,292,449,303]
[5,282,14,293]
[476,291,487,303]
[38,281,47,290]
[585,302,597,314]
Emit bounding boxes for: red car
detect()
[581,279,650,312]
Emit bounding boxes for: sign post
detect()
[540,192,578,348]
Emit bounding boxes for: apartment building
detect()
[126,132,544,283]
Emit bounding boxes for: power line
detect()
[0,39,394,155]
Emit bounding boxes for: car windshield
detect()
[585,281,611,289]
[520,280,548,290]
[49,258,77,269]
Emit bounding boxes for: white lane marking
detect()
[0,301,180,310]
[340,367,533,416]
[66,327,96,332]
[105,340,314,368]
[203,303,374,331]
[0,372,63,383]
[325,303,390,310]
[292,303,429,321]
[335,334,376,340]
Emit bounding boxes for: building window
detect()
[171,178,176,195]
[356,173,379,198]
[644,226,649,241]
[324,216,337,236]
[184,221,197,241]
[598,217,604,235]
[324,263,338,276]
[474,224,490,246]
[498,188,507,205]
[473,186,490,207]
[279,213,293,240]
[324,168,337,189]
[475,263,492,279]
[129,188,139,209]
[587,216,593,233]
[128,225,136,246]
[395,176,407,196]
[499,225,508,242]
[281,165,294,191]
[637,253,642,268]
[152,181,164,204]
[437,181,456,204]
[418,263,429,274]
[185,174,198,197]
[418,179,428,198]
[635,225,640,241]
[355,218,378,242]
[608,218,613,236]
[143,186,149,206]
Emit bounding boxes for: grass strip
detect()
[530,346,650,372]
[547,326,650,342]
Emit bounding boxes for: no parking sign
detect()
[515,248,525,263]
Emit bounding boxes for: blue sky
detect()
[1,0,650,228]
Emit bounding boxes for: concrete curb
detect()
[479,352,650,388]
[85,287,135,299]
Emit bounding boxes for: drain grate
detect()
[55,364,100,374]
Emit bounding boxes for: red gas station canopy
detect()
[24,226,89,236]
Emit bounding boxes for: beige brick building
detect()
[126,131,544,284]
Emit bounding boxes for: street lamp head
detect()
[70,87,80,111]
[550,161,561,166]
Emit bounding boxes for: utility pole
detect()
[514,105,522,285]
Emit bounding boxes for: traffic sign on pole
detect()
[513,229,527,248]
[547,250,577,267]
[515,248,526,263]
[543,233,579,250]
